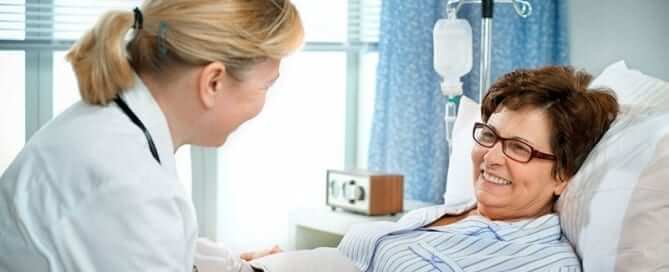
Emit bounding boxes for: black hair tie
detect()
[132,7,144,30]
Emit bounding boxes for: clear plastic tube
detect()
[445,96,459,154]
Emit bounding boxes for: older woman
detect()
[337,66,619,272]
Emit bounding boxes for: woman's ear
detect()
[554,176,570,196]
[198,61,227,109]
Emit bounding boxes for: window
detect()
[357,52,378,169]
[218,52,347,249]
[216,0,380,251]
[53,0,137,41]
[0,2,26,174]
[0,0,25,40]
[0,51,25,173]
[53,51,79,115]
[292,0,347,42]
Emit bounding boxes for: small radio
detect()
[326,169,404,216]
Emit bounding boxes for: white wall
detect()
[568,0,669,80]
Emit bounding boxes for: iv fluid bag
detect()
[433,18,473,96]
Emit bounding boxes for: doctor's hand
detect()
[239,245,282,261]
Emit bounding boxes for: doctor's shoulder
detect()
[0,100,178,267]
[4,101,161,190]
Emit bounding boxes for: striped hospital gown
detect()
[338,205,580,272]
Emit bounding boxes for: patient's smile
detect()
[482,170,512,185]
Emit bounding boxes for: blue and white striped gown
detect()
[338,205,580,272]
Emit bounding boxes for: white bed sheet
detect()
[250,247,359,272]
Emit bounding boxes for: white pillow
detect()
[443,95,478,209]
[590,61,669,108]
[556,61,669,271]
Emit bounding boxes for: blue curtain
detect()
[368,0,569,203]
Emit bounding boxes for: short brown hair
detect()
[481,66,619,180]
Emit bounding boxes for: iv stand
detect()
[447,0,532,101]
[480,0,493,101]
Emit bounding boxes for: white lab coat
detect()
[0,78,199,271]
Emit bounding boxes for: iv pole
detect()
[480,0,493,101]
[447,0,532,101]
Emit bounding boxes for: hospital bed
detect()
[249,61,669,272]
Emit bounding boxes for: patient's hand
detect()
[240,245,282,261]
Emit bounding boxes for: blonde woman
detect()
[0,1,303,271]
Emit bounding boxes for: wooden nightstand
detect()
[290,200,433,249]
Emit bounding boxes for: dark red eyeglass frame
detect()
[472,122,557,163]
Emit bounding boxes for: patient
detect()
[337,66,619,272]
[250,66,619,272]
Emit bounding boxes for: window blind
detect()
[348,0,380,43]
[0,0,140,42]
[0,0,381,48]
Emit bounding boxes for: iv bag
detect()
[433,18,473,96]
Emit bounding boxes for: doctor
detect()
[0,0,303,271]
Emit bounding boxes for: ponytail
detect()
[66,11,135,105]
[66,0,303,105]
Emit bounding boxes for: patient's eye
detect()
[507,141,532,157]
[479,130,496,143]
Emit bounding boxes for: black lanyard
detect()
[114,96,161,165]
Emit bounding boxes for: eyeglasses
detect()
[472,122,556,163]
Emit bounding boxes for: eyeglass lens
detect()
[474,124,533,162]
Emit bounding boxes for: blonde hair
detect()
[66,0,303,105]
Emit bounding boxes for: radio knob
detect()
[353,186,365,201]
[346,185,365,201]
[329,180,339,197]
[341,183,348,199]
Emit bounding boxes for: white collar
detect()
[402,201,562,242]
[119,74,177,176]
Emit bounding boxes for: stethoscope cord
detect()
[114,96,162,165]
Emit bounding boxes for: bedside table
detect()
[290,200,434,249]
